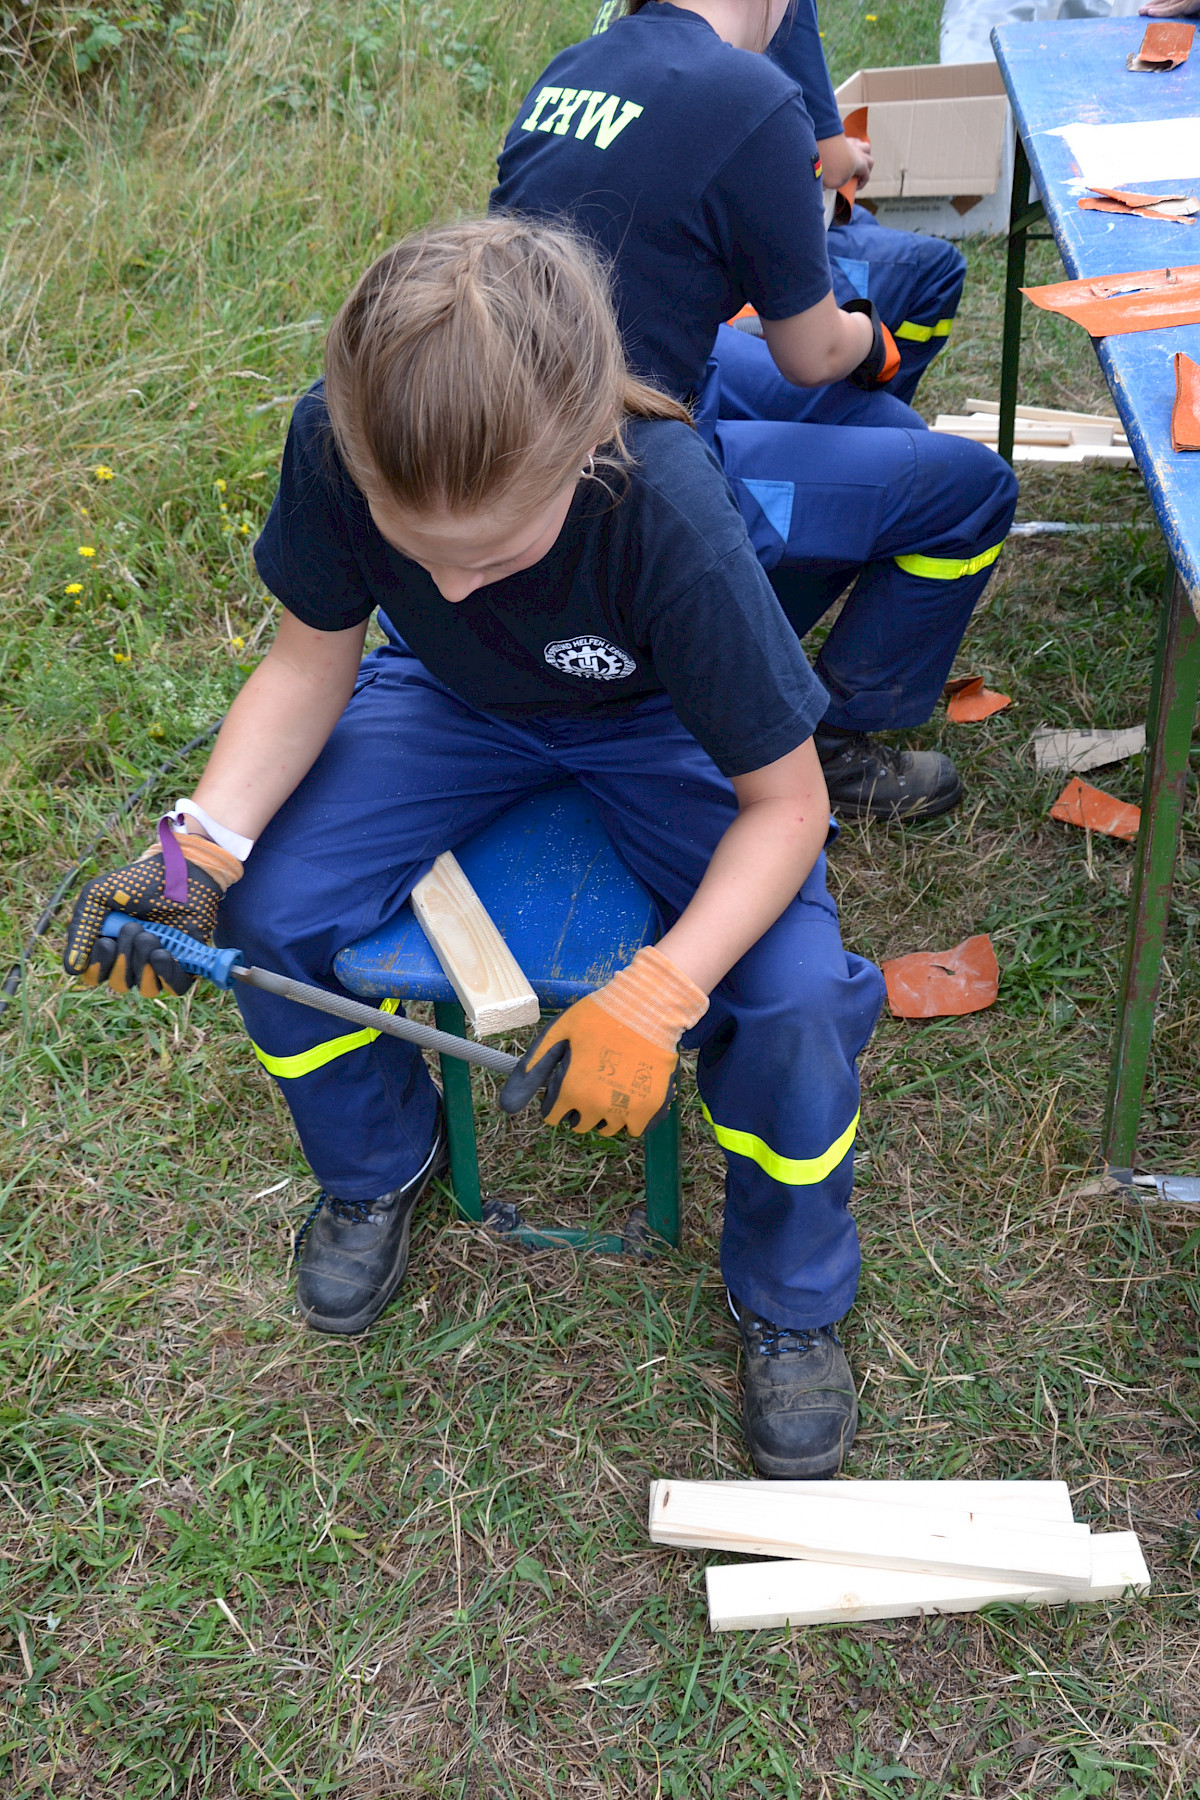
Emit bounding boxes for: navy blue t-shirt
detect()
[491,1,832,401]
[253,385,827,778]
[768,1,842,142]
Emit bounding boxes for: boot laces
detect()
[753,1319,825,1358]
[825,732,905,775]
[292,1191,375,1259]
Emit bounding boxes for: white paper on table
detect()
[1049,118,1200,189]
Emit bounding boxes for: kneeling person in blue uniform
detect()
[496,0,1018,822]
[593,0,967,408]
[765,0,967,407]
[62,218,886,1479]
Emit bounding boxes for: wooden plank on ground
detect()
[648,1480,1093,1592]
[1012,444,1134,465]
[736,1479,1074,1524]
[964,396,1124,431]
[934,415,1079,446]
[410,851,540,1038]
[705,1532,1150,1631]
[682,1485,1088,1543]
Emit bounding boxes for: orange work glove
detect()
[63,824,242,996]
[498,946,709,1138]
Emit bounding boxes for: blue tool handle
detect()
[100,911,244,990]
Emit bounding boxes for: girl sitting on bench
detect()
[64,216,884,1479]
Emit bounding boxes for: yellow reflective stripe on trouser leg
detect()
[252,996,402,1079]
[894,317,954,343]
[700,1103,859,1186]
[894,541,1005,582]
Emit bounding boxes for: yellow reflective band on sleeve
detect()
[894,317,954,343]
[895,540,1005,582]
[253,996,402,1079]
[700,1103,859,1187]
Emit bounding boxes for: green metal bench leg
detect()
[430,998,679,1251]
[643,1097,681,1247]
[433,1000,483,1221]
[998,131,1043,467]
[1103,570,1200,1175]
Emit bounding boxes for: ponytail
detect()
[324,215,690,516]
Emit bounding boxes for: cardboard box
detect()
[834,61,1011,237]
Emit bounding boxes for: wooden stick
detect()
[928,423,1135,465]
[734,1478,1074,1523]
[648,1480,1093,1592]
[934,416,1078,445]
[663,1482,1088,1542]
[410,852,540,1039]
[705,1532,1150,1632]
[934,415,1118,447]
[1012,444,1134,465]
[964,396,1123,430]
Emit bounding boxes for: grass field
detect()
[2,0,1199,1794]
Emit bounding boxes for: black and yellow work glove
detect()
[63,823,243,996]
[499,946,709,1139]
[842,297,901,390]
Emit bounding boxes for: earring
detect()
[581,453,596,479]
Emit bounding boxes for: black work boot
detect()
[295,1114,448,1335]
[814,726,962,821]
[730,1294,857,1478]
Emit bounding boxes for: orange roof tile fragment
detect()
[1090,186,1187,210]
[1049,778,1141,842]
[1128,20,1194,70]
[1078,189,1197,222]
[944,675,1012,723]
[1022,264,1200,336]
[882,934,1000,1020]
[1171,351,1200,452]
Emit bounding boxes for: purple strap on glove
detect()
[157,817,190,903]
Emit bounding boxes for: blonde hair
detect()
[323,215,691,516]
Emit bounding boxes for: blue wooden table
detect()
[994,18,1200,1177]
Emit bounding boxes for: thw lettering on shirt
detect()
[521,85,644,149]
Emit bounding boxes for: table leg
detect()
[998,133,1036,468]
[1103,570,1200,1175]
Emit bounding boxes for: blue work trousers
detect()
[829,207,966,406]
[218,646,886,1329]
[699,327,1019,734]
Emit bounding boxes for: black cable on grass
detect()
[0,718,224,1023]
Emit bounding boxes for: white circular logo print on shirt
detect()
[543,635,637,681]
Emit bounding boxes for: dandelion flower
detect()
[113,651,130,664]
[78,545,96,558]
[149,723,164,739]
[239,523,251,535]
[215,478,227,492]
[65,581,83,595]
[80,507,89,518]
[231,636,244,650]
[93,465,114,480]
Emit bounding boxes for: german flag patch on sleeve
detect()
[812,151,823,180]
